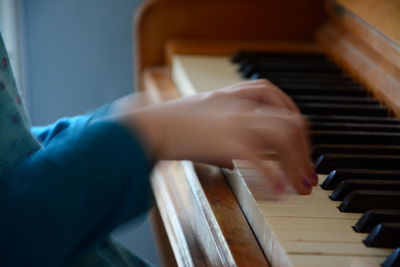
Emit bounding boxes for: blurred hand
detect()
[115,80,316,194]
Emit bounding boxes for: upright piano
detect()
[134,0,400,266]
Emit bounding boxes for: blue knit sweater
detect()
[0,33,153,266]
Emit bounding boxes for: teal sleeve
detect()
[0,120,153,267]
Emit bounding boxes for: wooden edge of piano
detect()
[133,0,400,266]
[142,70,268,266]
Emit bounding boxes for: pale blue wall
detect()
[24,0,141,125]
[23,0,161,265]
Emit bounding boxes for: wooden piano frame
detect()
[134,0,400,266]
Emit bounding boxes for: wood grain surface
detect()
[337,0,400,45]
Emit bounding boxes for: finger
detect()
[296,117,318,186]
[226,79,273,89]
[209,108,313,193]
[233,84,293,111]
[274,124,313,194]
[256,109,315,184]
[233,79,299,113]
[288,115,316,186]
[260,79,301,113]
[202,128,288,195]
[255,79,300,113]
[231,144,287,195]
[226,80,300,113]
[271,129,312,194]
[243,113,313,194]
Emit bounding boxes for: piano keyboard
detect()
[171,51,400,266]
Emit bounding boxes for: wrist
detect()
[121,109,164,162]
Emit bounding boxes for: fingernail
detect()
[303,178,312,188]
[275,182,286,193]
[311,171,318,181]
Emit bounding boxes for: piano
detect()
[135,0,400,266]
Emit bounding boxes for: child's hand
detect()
[119,80,315,194]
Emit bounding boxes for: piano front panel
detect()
[171,51,400,266]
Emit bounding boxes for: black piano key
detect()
[313,144,400,160]
[231,51,326,63]
[282,87,368,97]
[315,154,400,173]
[363,223,400,248]
[299,103,388,117]
[242,65,342,78]
[312,131,400,146]
[252,70,349,80]
[277,83,364,91]
[383,247,400,267]
[354,209,400,233]
[338,190,400,213]
[311,122,400,132]
[239,56,329,64]
[329,180,400,201]
[239,59,336,73]
[309,115,400,125]
[321,169,400,190]
[292,95,379,105]
[252,71,354,84]
[239,59,337,72]
[239,55,331,63]
[272,77,357,86]
[230,51,250,63]
[273,78,356,86]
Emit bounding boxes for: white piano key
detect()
[273,227,365,243]
[171,55,243,96]
[267,217,358,231]
[288,255,386,267]
[282,241,392,256]
[260,205,360,219]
